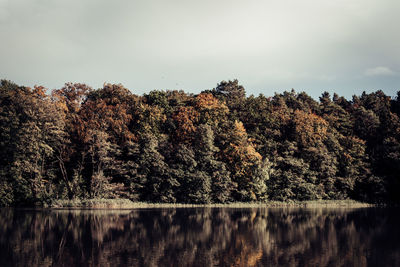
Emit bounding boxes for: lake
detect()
[0,207,399,266]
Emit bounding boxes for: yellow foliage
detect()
[195,93,228,111]
[223,120,263,180]
[293,109,329,146]
[194,93,229,123]
[234,121,247,138]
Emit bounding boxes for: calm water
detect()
[0,207,399,267]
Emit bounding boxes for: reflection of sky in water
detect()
[0,207,399,267]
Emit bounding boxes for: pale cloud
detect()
[0,0,399,98]
[364,67,396,76]
[318,75,336,82]
[0,0,11,20]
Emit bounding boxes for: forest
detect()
[0,79,399,206]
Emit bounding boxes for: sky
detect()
[0,0,399,99]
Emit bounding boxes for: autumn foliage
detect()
[1,79,399,205]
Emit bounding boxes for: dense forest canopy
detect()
[1,79,399,206]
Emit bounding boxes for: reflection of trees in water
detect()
[0,208,399,267]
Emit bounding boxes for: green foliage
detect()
[170,144,211,203]
[267,142,322,201]
[194,124,233,203]
[138,133,178,203]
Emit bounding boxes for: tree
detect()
[138,133,177,202]
[292,109,329,148]
[51,83,93,199]
[135,103,167,136]
[194,124,233,203]
[267,142,321,201]
[170,144,211,203]
[221,121,269,201]
[213,80,246,119]
[85,129,125,198]
[320,92,353,136]
[214,79,245,102]
[0,81,69,204]
[171,106,199,143]
[194,93,229,126]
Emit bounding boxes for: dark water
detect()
[0,207,399,267]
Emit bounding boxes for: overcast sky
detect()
[1,0,399,98]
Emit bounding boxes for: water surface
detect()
[1,207,399,267]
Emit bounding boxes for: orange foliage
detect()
[80,98,135,143]
[51,83,92,113]
[172,106,200,142]
[195,93,227,110]
[233,120,248,139]
[32,86,47,99]
[293,109,329,146]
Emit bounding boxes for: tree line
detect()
[0,79,399,205]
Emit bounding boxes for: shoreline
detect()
[41,198,376,209]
